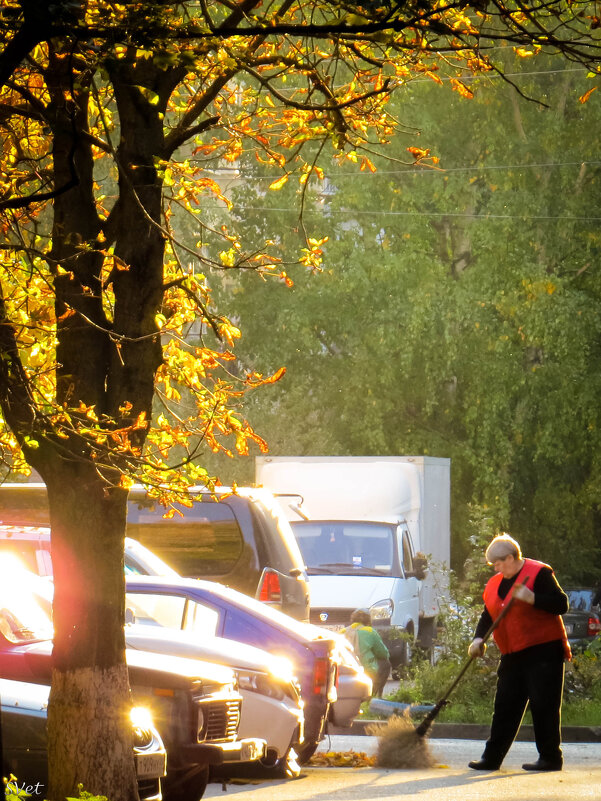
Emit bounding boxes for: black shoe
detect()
[468,759,501,771]
[522,759,562,772]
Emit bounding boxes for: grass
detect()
[379,646,601,728]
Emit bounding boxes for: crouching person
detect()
[344,608,391,698]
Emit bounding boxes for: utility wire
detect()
[211,159,601,181]
[219,204,601,221]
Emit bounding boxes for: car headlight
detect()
[196,705,205,741]
[237,670,284,700]
[370,599,393,625]
[130,706,154,747]
[267,655,295,684]
[236,669,302,704]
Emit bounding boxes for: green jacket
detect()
[345,622,390,675]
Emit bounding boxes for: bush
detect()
[387,571,601,726]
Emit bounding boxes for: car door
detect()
[390,525,420,628]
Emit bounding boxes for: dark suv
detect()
[126,486,310,621]
[0,483,310,621]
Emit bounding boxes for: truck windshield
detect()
[291,521,396,575]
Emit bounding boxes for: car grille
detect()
[200,699,241,742]
[310,608,352,626]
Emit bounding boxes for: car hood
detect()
[125,625,286,674]
[125,645,235,688]
[0,637,235,689]
[308,575,398,608]
[0,677,49,712]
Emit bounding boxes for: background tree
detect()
[213,51,601,582]
[1,2,601,799]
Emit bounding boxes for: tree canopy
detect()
[1,2,601,800]
[216,51,601,583]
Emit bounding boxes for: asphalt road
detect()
[205,735,601,800]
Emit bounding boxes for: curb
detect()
[329,719,601,743]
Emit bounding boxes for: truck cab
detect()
[255,455,451,666]
[291,518,422,667]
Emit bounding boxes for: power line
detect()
[211,156,601,181]
[221,159,601,182]
[224,204,601,222]
[409,67,587,84]
[338,160,601,177]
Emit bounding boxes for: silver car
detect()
[124,624,305,776]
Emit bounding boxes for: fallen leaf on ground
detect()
[308,751,377,768]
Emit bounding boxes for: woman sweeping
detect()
[467,533,571,772]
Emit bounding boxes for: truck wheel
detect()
[417,617,436,651]
[162,767,210,801]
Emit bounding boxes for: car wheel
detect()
[260,747,301,778]
[162,766,210,801]
[296,740,320,764]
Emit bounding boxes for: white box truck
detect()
[255,456,450,667]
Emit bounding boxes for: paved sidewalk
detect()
[205,736,601,800]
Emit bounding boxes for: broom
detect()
[414,591,520,737]
[374,581,528,768]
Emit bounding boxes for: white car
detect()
[124,624,305,776]
[6,565,304,778]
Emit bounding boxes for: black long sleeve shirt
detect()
[474,565,569,666]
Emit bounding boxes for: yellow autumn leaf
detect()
[269,175,289,190]
[219,249,236,267]
[579,87,597,104]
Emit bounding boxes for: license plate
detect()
[564,623,574,635]
[136,752,166,779]
[240,741,261,762]
[317,622,345,632]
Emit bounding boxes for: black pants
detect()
[370,658,392,698]
[482,654,565,766]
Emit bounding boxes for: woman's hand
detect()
[468,638,487,658]
[513,584,535,605]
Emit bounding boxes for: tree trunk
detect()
[43,463,138,801]
[38,42,141,801]
[4,39,180,801]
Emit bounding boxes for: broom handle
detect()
[415,578,529,737]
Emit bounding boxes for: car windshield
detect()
[124,538,179,577]
[291,521,396,576]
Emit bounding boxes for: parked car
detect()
[124,574,339,763]
[0,483,310,621]
[563,587,601,648]
[0,527,368,758]
[0,577,264,801]
[10,562,305,779]
[1,677,166,801]
[124,625,305,777]
[0,524,176,580]
[0,525,53,575]
[326,633,372,727]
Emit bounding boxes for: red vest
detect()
[483,558,571,660]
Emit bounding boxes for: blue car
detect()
[125,575,338,763]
